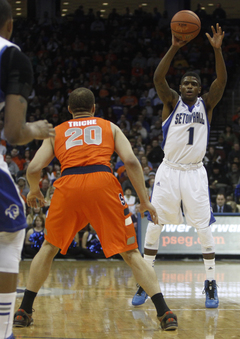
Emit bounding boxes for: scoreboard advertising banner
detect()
[138,215,240,255]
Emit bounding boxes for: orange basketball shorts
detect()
[45,171,138,257]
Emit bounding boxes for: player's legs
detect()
[196,226,216,280]
[133,163,183,305]
[14,240,59,327]
[14,179,89,328]
[144,163,183,268]
[144,222,164,264]
[181,167,218,308]
[120,248,177,331]
[121,248,160,297]
[25,240,59,293]
[0,164,30,337]
[0,230,25,339]
[143,163,183,269]
[196,227,218,308]
[14,172,134,328]
[132,222,163,306]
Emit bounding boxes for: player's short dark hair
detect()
[180,72,201,86]
[68,87,95,113]
[0,0,12,30]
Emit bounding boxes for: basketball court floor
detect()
[14,258,240,339]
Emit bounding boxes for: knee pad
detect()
[0,229,25,273]
[144,222,163,250]
[196,226,215,254]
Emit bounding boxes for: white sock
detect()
[203,259,215,281]
[144,254,156,268]
[0,292,16,339]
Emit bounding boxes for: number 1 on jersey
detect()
[187,127,194,145]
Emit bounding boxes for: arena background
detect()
[9,0,240,20]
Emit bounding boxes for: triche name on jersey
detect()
[68,119,97,127]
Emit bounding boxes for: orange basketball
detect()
[171,10,201,41]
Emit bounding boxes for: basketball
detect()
[171,10,201,41]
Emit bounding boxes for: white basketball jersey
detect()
[162,96,210,164]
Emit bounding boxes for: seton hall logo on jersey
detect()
[5,204,20,220]
[175,112,205,125]
[119,193,126,206]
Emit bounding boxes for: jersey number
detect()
[65,127,102,150]
[187,127,194,145]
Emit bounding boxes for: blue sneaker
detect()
[204,280,219,308]
[132,285,148,306]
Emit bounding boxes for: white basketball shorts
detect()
[151,161,215,229]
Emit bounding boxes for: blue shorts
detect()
[0,167,28,232]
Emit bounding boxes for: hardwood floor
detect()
[14,259,240,339]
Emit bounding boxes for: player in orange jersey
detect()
[14,87,177,331]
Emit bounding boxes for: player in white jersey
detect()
[162,97,209,164]
[132,23,227,308]
[0,1,55,338]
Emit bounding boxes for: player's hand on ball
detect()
[172,34,188,47]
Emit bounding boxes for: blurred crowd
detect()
[1,3,240,257]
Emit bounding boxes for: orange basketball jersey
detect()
[54,117,114,171]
